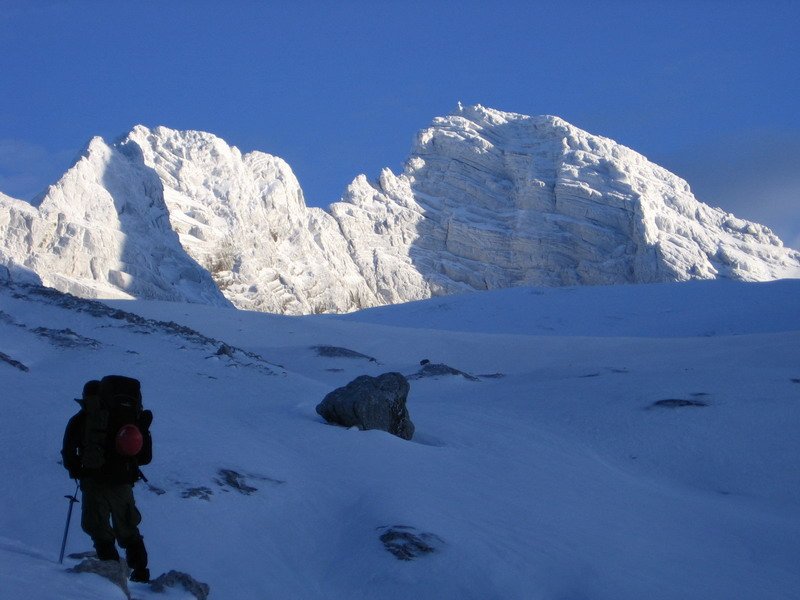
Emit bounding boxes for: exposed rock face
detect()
[316,372,415,440]
[332,105,800,296]
[0,138,229,306]
[2,105,798,314]
[126,126,378,314]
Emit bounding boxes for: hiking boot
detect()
[94,541,120,562]
[123,535,148,571]
[130,567,150,583]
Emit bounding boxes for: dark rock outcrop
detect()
[0,351,28,372]
[651,398,709,408]
[150,570,211,600]
[377,525,444,560]
[214,468,285,494]
[312,345,378,362]
[408,362,480,381]
[316,372,415,440]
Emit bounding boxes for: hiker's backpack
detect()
[81,375,144,470]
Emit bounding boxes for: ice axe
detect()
[58,482,80,564]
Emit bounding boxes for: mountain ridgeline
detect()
[1,105,798,314]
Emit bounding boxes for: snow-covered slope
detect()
[2,105,799,314]
[1,275,799,599]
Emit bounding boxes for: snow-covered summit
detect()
[0,134,230,305]
[124,125,378,314]
[1,106,798,314]
[333,104,799,300]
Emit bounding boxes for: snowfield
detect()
[1,277,799,599]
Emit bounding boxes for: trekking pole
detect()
[58,482,80,564]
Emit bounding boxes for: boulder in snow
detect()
[68,558,131,599]
[316,372,415,440]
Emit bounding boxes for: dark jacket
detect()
[62,408,152,485]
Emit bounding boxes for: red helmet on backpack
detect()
[116,424,143,456]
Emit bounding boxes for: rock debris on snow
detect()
[3,281,282,375]
[215,469,258,495]
[312,345,378,362]
[408,362,480,381]
[214,468,284,494]
[149,570,211,600]
[650,399,710,408]
[377,526,445,561]
[31,326,101,348]
[68,558,211,600]
[0,351,28,372]
[180,486,214,501]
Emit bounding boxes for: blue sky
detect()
[1,0,798,247]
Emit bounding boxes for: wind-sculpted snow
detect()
[1,105,798,314]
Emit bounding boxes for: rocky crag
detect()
[2,104,798,314]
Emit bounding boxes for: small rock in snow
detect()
[377,525,444,561]
[650,398,709,409]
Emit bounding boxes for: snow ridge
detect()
[1,105,798,314]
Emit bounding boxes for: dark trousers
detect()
[80,479,148,570]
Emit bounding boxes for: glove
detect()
[138,409,153,431]
[65,458,82,480]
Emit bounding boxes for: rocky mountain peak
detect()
[1,106,798,314]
